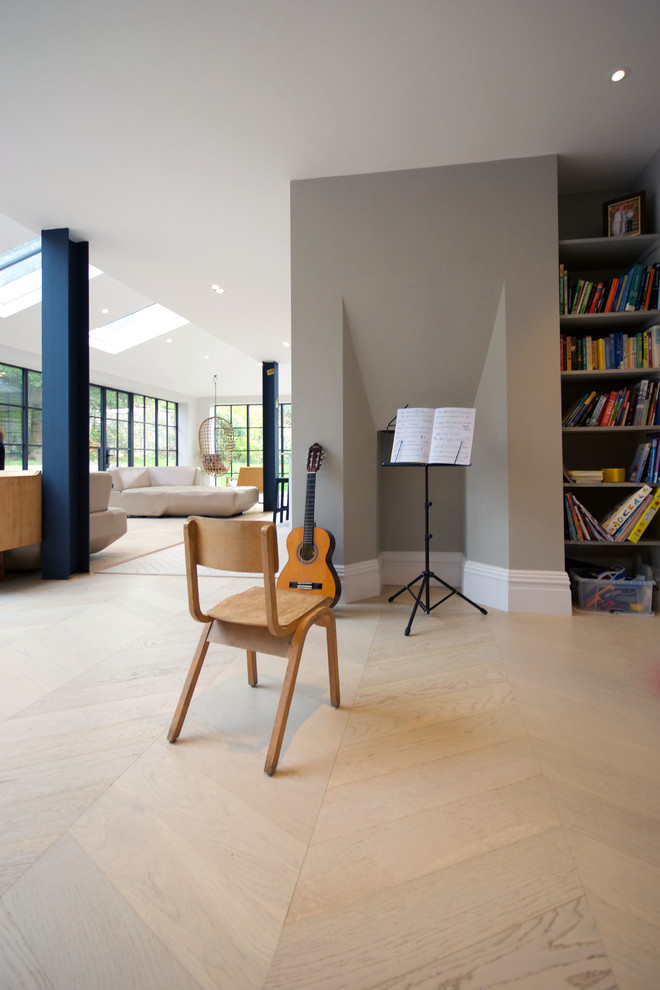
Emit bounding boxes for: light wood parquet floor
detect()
[1,517,659,989]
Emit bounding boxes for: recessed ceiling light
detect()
[282,341,290,347]
[203,354,210,359]
[101,307,109,315]
[210,284,224,294]
[166,337,173,343]
[610,67,629,82]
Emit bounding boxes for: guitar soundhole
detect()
[298,543,318,564]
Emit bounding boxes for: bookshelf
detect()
[559,233,660,563]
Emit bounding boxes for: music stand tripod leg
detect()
[426,572,488,616]
[388,464,487,634]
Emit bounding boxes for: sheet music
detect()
[390,407,475,465]
[429,407,475,465]
[391,408,435,463]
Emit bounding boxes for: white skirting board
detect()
[339,552,573,615]
[462,560,572,615]
[333,559,380,605]
[341,551,463,605]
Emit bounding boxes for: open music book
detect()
[390,407,476,465]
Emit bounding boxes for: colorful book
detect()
[650,325,660,368]
[604,278,620,312]
[614,491,655,541]
[598,390,618,426]
[624,265,645,311]
[600,484,653,535]
[649,264,659,308]
[614,271,632,311]
[632,380,650,425]
[627,487,660,543]
[647,436,660,483]
[587,393,607,425]
[565,493,612,542]
[563,391,595,427]
[629,441,651,482]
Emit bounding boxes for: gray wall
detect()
[631,146,660,236]
[290,154,565,576]
[343,306,379,563]
[466,288,510,567]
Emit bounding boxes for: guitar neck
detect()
[302,472,316,545]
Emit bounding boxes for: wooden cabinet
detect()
[0,471,42,575]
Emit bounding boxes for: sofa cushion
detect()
[117,467,152,490]
[149,465,198,486]
[109,484,259,517]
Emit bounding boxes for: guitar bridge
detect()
[289,581,323,590]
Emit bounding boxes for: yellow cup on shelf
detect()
[603,468,626,483]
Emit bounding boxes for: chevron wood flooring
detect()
[0,527,658,989]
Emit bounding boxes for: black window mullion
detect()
[100,387,107,469]
[128,392,134,465]
[22,367,29,469]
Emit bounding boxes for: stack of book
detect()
[560,325,660,371]
[565,485,660,543]
[559,263,660,315]
[565,469,603,483]
[562,380,660,428]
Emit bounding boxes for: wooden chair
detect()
[236,466,263,492]
[168,516,340,775]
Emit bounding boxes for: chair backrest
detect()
[184,516,280,624]
[237,466,263,491]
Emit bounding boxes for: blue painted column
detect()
[41,228,90,579]
[262,361,278,512]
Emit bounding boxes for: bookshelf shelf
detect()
[561,309,660,330]
[559,234,658,268]
[562,368,656,380]
[559,232,660,565]
[563,482,642,488]
[563,425,657,433]
[565,539,660,547]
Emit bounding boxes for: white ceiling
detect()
[1,0,659,399]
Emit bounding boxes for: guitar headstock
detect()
[306,443,325,472]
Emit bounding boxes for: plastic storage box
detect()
[570,568,654,614]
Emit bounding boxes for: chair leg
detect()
[168,623,212,743]
[247,650,258,687]
[320,611,340,709]
[264,634,305,776]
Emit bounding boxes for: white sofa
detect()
[90,471,129,551]
[5,471,128,569]
[108,465,259,517]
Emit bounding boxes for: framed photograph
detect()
[603,191,645,237]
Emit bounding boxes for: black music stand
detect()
[382,412,487,636]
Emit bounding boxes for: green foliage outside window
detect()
[213,402,290,481]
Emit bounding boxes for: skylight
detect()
[0,237,102,317]
[89,304,189,354]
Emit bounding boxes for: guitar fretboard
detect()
[302,472,316,546]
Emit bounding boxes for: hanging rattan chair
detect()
[198,416,234,479]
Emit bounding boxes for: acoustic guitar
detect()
[277,443,341,607]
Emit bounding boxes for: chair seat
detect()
[208,586,329,626]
